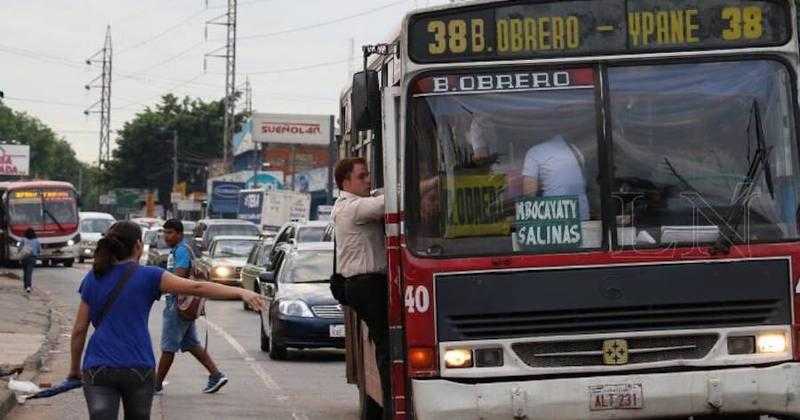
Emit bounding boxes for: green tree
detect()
[0,100,86,187]
[106,94,244,207]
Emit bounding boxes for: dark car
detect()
[258,241,342,360]
[191,219,260,255]
[265,220,331,271]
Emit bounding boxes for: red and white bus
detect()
[339,0,800,418]
[0,181,81,267]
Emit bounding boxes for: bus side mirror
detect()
[352,70,380,131]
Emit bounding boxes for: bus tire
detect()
[63,259,74,268]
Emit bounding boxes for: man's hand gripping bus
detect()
[339,0,800,418]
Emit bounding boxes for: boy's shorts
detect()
[161,295,201,352]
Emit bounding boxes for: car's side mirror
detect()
[259,271,276,284]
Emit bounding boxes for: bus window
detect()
[407,68,601,257]
[608,60,800,246]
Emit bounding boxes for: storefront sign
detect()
[253,113,333,146]
[0,145,30,176]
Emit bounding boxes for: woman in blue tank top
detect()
[68,221,265,420]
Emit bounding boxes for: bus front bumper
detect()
[412,363,800,419]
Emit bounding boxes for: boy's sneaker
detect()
[153,383,163,396]
[202,372,228,394]
[25,287,31,293]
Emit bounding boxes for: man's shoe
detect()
[202,372,228,394]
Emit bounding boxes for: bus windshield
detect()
[406,60,800,257]
[8,189,79,228]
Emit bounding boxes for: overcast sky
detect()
[1,0,448,163]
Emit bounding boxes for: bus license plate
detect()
[329,324,345,338]
[589,384,644,411]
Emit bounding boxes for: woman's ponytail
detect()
[92,221,142,277]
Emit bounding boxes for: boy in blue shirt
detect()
[155,219,227,394]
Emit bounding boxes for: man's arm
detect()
[523,177,539,196]
[353,195,385,224]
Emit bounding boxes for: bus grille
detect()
[447,300,782,340]
[436,259,791,342]
[511,334,719,368]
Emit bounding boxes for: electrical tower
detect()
[85,25,113,164]
[244,76,252,114]
[205,0,238,169]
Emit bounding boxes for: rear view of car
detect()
[78,212,115,263]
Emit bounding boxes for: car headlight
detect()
[67,240,75,246]
[277,300,314,318]
[212,266,233,278]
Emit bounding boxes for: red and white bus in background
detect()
[0,181,81,267]
[338,0,800,418]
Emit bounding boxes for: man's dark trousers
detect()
[346,273,390,419]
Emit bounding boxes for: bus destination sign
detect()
[408,0,789,63]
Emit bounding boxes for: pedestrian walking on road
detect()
[68,221,266,420]
[155,219,227,395]
[20,228,41,293]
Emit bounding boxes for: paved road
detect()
[8,263,358,420]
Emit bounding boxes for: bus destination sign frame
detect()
[408,0,791,63]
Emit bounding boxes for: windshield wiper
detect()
[40,194,64,231]
[710,99,774,255]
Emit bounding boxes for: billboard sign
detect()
[210,181,245,215]
[0,145,30,176]
[237,190,263,224]
[253,113,333,146]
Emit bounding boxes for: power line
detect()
[116,9,207,55]
[244,58,348,75]
[127,41,205,76]
[3,97,86,108]
[239,0,406,41]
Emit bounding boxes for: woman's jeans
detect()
[22,256,35,289]
[82,367,155,420]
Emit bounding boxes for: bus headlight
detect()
[756,332,787,354]
[278,300,313,318]
[444,349,473,368]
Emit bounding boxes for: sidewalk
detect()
[0,272,57,419]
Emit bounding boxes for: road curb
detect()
[0,300,61,420]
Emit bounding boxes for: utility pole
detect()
[204,0,238,170]
[85,25,113,165]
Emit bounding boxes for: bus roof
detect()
[0,180,76,191]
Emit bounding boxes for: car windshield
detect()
[209,225,259,239]
[154,233,169,249]
[406,60,800,257]
[81,219,113,234]
[212,240,257,258]
[278,250,333,283]
[296,226,326,242]
[143,230,160,246]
